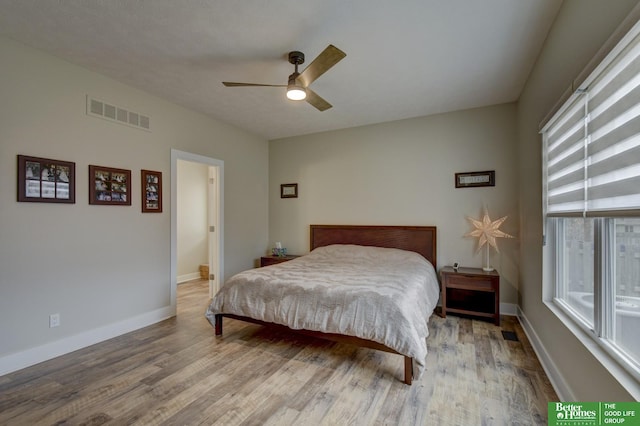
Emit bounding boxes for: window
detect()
[553,217,640,366]
[541,19,640,381]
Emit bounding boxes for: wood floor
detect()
[0,280,557,425]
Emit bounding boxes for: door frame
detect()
[170,149,224,313]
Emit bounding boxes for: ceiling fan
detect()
[222,44,346,111]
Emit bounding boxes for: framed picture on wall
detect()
[280,183,298,198]
[455,170,495,188]
[141,169,162,213]
[17,155,76,203]
[89,165,131,205]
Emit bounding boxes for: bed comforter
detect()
[205,244,440,378]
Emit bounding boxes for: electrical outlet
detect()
[49,313,60,328]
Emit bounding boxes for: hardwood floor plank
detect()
[108,342,258,424]
[457,317,475,344]
[193,347,310,424]
[260,406,302,426]
[268,348,351,424]
[208,357,318,425]
[0,379,63,423]
[23,363,161,426]
[124,362,236,425]
[0,280,558,425]
[480,397,509,425]
[314,351,395,425]
[89,344,236,424]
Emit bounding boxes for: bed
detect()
[205,225,438,385]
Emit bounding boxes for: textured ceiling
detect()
[0,1,562,140]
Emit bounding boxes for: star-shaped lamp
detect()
[465,209,514,271]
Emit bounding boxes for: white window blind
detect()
[543,20,640,217]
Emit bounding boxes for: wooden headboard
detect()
[310,225,437,268]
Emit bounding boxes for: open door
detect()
[170,149,224,313]
[208,166,220,298]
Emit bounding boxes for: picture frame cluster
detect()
[17,155,162,213]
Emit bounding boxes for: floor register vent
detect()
[87,96,150,131]
[501,330,519,342]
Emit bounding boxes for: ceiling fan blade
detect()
[222,82,286,87]
[305,88,332,111]
[297,45,346,88]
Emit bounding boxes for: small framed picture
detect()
[89,165,131,205]
[280,183,298,198]
[455,171,495,188]
[17,155,75,203]
[141,169,162,213]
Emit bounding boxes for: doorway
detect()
[170,149,224,314]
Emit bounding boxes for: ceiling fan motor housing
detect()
[288,51,305,66]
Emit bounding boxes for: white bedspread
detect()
[205,244,440,378]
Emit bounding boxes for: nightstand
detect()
[259,255,300,267]
[439,266,500,325]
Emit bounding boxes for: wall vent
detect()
[87,96,151,131]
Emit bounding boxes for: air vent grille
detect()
[86,96,151,131]
[104,103,116,120]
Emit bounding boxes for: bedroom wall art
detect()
[141,169,162,213]
[88,165,131,205]
[280,183,298,198]
[17,155,75,203]
[455,170,495,188]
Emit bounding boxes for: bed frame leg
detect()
[404,356,413,385]
[215,314,223,335]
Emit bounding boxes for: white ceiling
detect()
[0,1,562,140]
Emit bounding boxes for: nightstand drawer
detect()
[446,274,495,291]
[260,255,300,267]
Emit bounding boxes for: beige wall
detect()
[517,0,639,400]
[177,160,208,281]
[269,103,520,305]
[0,36,268,369]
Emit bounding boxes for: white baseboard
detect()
[0,306,175,376]
[516,306,574,401]
[177,272,201,284]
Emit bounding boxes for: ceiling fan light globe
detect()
[286,86,306,101]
